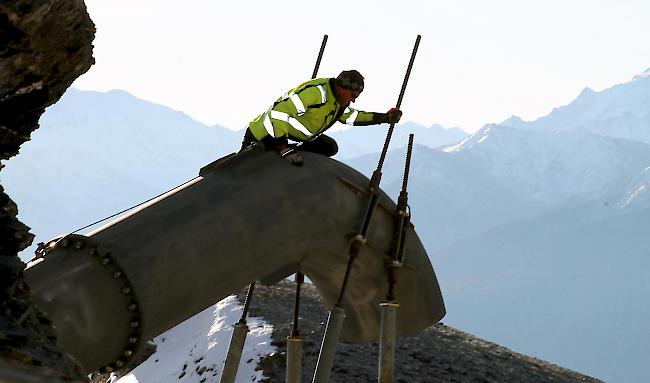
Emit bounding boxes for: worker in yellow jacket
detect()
[241,70,402,166]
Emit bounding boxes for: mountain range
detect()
[2,67,650,382]
[345,69,650,382]
[346,70,650,382]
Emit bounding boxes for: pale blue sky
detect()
[74,0,650,133]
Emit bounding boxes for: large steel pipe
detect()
[24,148,445,372]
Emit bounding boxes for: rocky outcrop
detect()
[0,1,95,381]
[242,280,602,382]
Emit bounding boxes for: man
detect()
[241,70,402,166]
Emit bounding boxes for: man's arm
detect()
[340,106,402,126]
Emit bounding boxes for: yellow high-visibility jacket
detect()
[248,77,383,142]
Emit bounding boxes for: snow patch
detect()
[443,137,467,152]
[116,296,275,383]
[632,67,650,80]
[623,184,648,207]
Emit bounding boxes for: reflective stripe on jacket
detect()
[248,78,377,142]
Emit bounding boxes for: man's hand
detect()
[277,145,303,167]
[385,108,403,124]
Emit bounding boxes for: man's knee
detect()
[321,135,338,157]
[301,135,338,157]
[240,128,256,151]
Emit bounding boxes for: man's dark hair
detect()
[336,70,364,92]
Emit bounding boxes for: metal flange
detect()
[47,234,143,373]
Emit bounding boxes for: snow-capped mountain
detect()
[347,124,650,254]
[347,144,551,251]
[444,124,650,204]
[619,165,650,208]
[331,121,467,159]
[501,67,650,142]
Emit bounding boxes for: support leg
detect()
[311,305,346,383]
[286,335,303,383]
[378,302,399,383]
[220,321,249,383]
[220,283,255,383]
[287,273,304,383]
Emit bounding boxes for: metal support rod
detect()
[390,133,415,266]
[311,35,328,79]
[312,306,346,383]
[219,282,255,383]
[401,134,415,196]
[313,35,421,383]
[385,263,400,303]
[375,35,421,178]
[336,235,364,304]
[285,36,331,383]
[395,135,415,265]
[292,34,328,333]
[286,335,303,383]
[289,38,329,379]
[291,273,304,336]
[378,302,399,383]
[385,134,414,301]
[240,282,255,323]
[315,37,421,383]
[378,135,414,382]
[304,35,329,148]
[336,35,422,306]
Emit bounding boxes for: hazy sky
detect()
[73,0,650,133]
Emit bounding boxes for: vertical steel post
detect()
[288,272,305,383]
[378,302,399,383]
[313,36,422,383]
[286,34,329,383]
[220,322,248,383]
[286,335,303,383]
[335,35,421,307]
[311,306,346,383]
[220,282,255,383]
[378,134,415,382]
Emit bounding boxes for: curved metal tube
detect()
[24,148,445,372]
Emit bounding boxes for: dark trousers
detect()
[241,128,338,157]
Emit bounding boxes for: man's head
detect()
[334,70,364,104]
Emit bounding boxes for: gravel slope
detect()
[240,280,602,383]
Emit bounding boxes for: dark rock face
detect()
[242,280,602,383]
[0,0,95,159]
[0,1,95,381]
